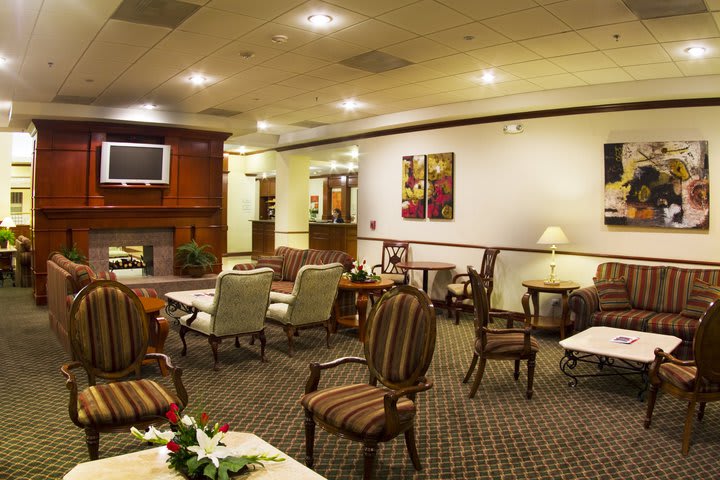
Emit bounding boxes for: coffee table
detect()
[165,288,215,321]
[559,326,682,399]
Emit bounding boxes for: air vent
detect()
[52,95,96,105]
[199,107,243,117]
[622,0,706,19]
[111,0,200,29]
[291,120,328,128]
[340,50,413,73]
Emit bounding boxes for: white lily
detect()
[130,426,175,444]
[187,429,231,468]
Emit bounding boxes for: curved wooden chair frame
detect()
[445,248,499,324]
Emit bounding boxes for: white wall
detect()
[0,133,12,217]
[352,105,720,314]
[226,155,257,254]
[309,178,324,219]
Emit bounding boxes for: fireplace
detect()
[89,229,174,277]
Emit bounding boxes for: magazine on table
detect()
[610,335,639,344]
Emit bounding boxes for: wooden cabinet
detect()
[251,221,275,258]
[258,178,276,220]
[309,223,357,259]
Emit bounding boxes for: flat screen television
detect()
[99,141,171,185]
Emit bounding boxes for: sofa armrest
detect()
[131,287,158,298]
[568,285,599,332]
[233,263,256,271]
[96,270,117,281]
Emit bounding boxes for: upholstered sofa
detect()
[233,246,357,318]
[569,262,720,359]
[15,235,32,287]
[47,252,160,358]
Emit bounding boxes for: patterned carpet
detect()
[1,285,718,480]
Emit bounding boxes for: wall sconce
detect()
[536,226,569,285]
[503,124,523,134]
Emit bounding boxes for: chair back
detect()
[468,266,490,345]
[480,249,500,297]
[380,241,409,275]
[364,285,436,389]
[211,269,274,336]
[288,263,344,326]
[694,299,720,384]
[68,280,149,383]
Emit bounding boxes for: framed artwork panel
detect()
[402,155,426,218]
[426,152,454,219]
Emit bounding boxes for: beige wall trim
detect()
[275,230,309,235]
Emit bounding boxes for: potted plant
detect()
[0,229,15,249]
[176,239,217,277]
[60,243,88,264]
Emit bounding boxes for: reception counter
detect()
[251,220,357,259]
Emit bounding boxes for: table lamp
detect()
[0,216,15,229]
[537,226,569,285]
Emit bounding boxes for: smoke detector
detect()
[240,52,255,60]
[271,34,288,44]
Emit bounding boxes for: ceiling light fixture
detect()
[236,146,247,155]
[142,103,157,110]
[685,46,706,57]
[347,163,356,172]
[257,121,268,130]
[350,145,359,159]
[308,14,332,25]
[330,161,337,170]
[0,57,8,64]
[271,35,288,44]
[342,100,358,110]
[189,75,206,85]
[481,71,495,83]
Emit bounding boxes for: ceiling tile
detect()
[434,0,538,20]
[238,22,322,51]
[0,11,37,49]
[493,79,543,95]
[344,74,406,90]
[272,1,368,34]
[377,0,473,35]
[178,7,264,39]
[420,53,491,75]
[378,64,446,82]
[273,92,336,109]
[293,37,370,62]
[427,22,511,51]
[355,90,410,104]
[212,41,285,63]
[520,32,596,57]
[261,52,330,74]
[467,43,541,66]
[278,74,337,90]
[546,0,635,29]
[450,85,502,101]
[79,42,147,64]
[603,44,672,66]
[331,19,417,50]
[675,57,720,75]
[481,8,571,41]
[623,62,683,80]
[528,73,587,88]
[70,58,131,78]
[308,63,372,81]
[574,67,634,84]
[33,6,107,42]
[185,56,255,78]
[324,0,417,16]
[380,37,458,63]
[550,51,616,71]
[96,20,171,47]
[662,38,720,61]
[456,68,519,84]
[236,66,296,84]
[135,48,203,71]
[155,30,231,56]
[377,83,438,100]
[502,59,566,78]
[707,0,720,10]
[643,13,720,42]
[578,21,656,49]
[414,76,477,92]
[207,0,306,20]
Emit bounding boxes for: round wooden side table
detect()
[521,279,580,340]
[336,277,394,342]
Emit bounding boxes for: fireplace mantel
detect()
[39,206,218,220]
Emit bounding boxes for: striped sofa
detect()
[234,246,356,318]
[569,262,720,359]
[47,252,159,358]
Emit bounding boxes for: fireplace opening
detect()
[89,228,173,279]
[108,246,153,276]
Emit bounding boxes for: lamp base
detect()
[543,279,561,286]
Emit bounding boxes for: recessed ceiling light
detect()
[330,160,337,170]
[342,100,358,110]
[0,57,8,64]
[481,71,495,83]
[257,121,268,130]
[685,46,706,57]
[347,163,356,172]
[350,145,359,159]
[236,146,247,155]
[142,104,156,110]
[271,35,288,44]
[308,14,332,25]
[189,75,206,85]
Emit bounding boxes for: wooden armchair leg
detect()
[469,358,487,398]
[235,336,241,348]
[85,427,100,460]
[363,440,378,480]
[208,336,221,371]
[513,359,520,380]
[526,355,536,400]
[404,427,422,471]
[644,383,659,428]
[324,321,331,349]
[698,402,706,421]
[179,325,189,356]
[682,400,697,456]
[304,409,315,468]
[285,326,296,357]
[463,353,478,384]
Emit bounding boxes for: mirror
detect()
[350,187,358,223]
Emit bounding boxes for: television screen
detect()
[100,142,171,184]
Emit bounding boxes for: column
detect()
[275,152,310,249]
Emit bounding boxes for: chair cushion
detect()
[481,333,539,354]
[379,273,406,285]
[657,363,720,393]
[300,383,415,436]
[179,312,213,334]
[266,302,289,323]
[447,283,469,297]
[77,379,182,426]
[681,279,720,319]
[256,256,283,281]
[594,277,631,311]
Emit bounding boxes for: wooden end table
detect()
[521,279,580,340]
[139,296,169,376]
[336,277,394,342]
[396,261,455,293]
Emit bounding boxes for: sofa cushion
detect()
[594,278,631,311]
[681,279,720,319]
[270,280,294,295]
[591,309,655,331]
[276,246,306,282]
[646,312,697,342]
[659,267,696,313]
[304,248,354,271]
[257,255,283,281]
[596,262,662,311]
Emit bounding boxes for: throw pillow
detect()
[257,255,283,281]
[681,279,720,319]
[594,277,632,311]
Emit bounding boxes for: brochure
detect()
[610,335,639,344]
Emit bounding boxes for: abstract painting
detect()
[604,141,709,229]
[426,152,454,219]
[402,155,426,218]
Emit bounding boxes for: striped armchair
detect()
[300,285,436,480]
[60,280,187,460]
[178,269,274,370]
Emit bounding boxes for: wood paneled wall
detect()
[31,120,231,305]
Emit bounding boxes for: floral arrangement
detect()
[345,259,380,283]
[131,404,283,480]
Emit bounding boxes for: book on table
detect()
[610,335,639,344]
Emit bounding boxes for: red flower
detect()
[166,441,180,453]
[219,423,230,433]
[200,412,209,426]
[166,410,178,424]
[170,403,179,413]
[357,264,363,271]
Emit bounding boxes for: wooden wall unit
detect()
[31,120,231,305]
[309,223,357,259]
[257,178,276,220]
[251,220,275,258]
[321,173,357,222]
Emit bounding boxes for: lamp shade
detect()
[0,216,15,228]
[537,226,569,245]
